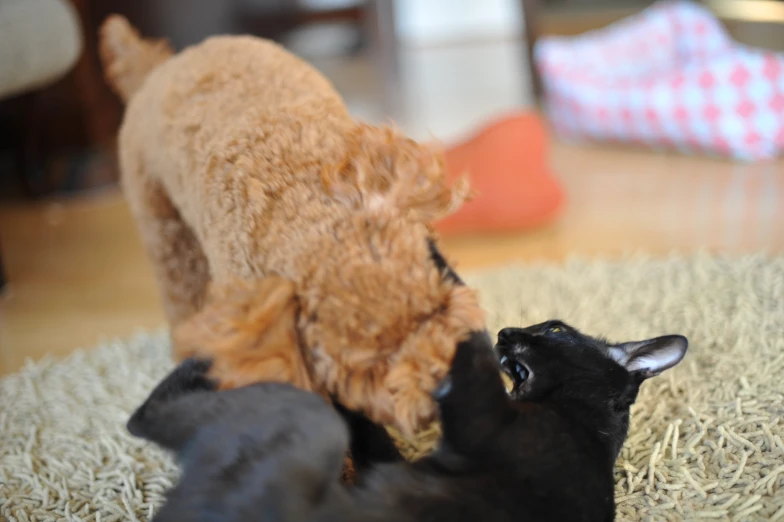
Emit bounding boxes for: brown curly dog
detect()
[99,15,486,437]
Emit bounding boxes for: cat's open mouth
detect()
[497,347,528,394]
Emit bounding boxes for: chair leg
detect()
[521,0,544,103]
[0,242,7,292]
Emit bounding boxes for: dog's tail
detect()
[98,15,173,103]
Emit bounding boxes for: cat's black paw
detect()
[436,330,513,455]
[436,330,497,405]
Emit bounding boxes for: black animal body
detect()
[128,321,687,522]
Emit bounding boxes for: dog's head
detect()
[319,123,472,224]
[300,124,486,435]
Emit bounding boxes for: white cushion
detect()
[0,0,83,99]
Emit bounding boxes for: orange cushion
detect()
[435,112,565,236]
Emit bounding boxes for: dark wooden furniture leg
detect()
[522,0,543,103]
[0,241,6,292]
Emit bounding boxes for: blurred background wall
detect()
[2,0,783,200]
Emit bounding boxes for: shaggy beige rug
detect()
[1,255,783,521]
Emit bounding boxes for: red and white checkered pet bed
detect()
[535,0,784,161]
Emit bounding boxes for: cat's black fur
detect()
[127,359,352,521]
[128,321,687,522]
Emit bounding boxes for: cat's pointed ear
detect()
[609,335,688,379]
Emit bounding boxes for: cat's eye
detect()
[548,326,562,333]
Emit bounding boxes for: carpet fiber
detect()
[2,255,783,521]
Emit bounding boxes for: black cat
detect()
[128,320,687,522]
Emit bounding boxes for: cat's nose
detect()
[497,328,520,344]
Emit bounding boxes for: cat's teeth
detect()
[500,355,508,365]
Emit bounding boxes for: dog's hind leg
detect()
[121,159,210,329]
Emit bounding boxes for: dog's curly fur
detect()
[99,15,486,436]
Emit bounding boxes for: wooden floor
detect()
[1,138,783,376]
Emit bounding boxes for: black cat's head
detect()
[495,320,688,458]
